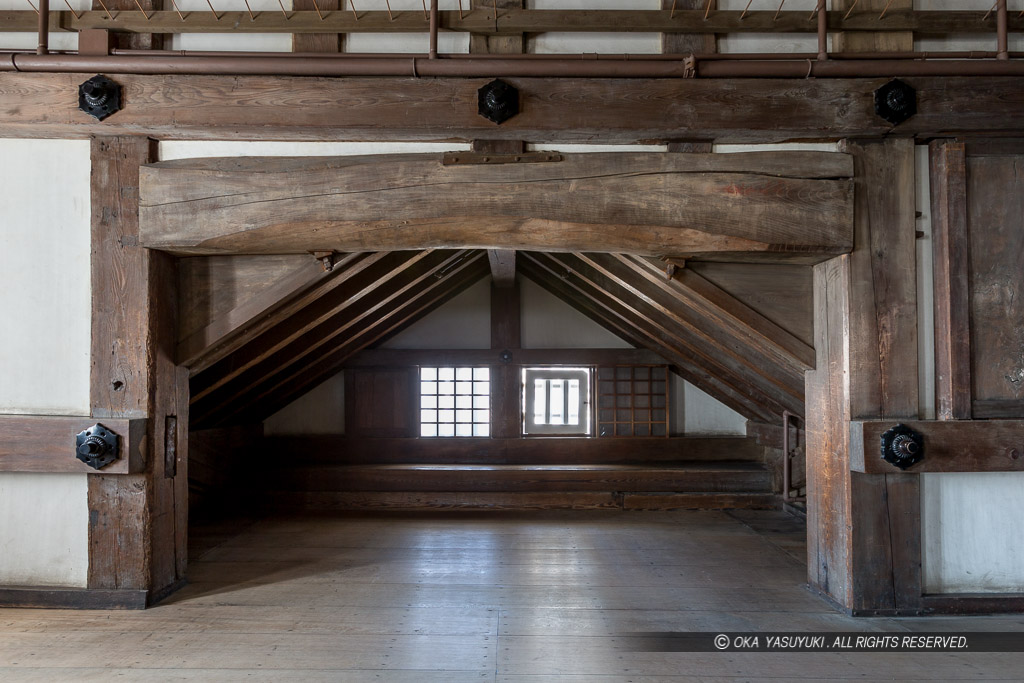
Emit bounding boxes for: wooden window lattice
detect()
[596,365,669,437]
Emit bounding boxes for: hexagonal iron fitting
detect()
[78,75,122,121]
[879,423,924,471]
[478,79,519,125]
[874,79,916,126]
[75,423,120,470]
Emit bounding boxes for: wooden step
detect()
[262,435,763,466]
[272,461,772,494]
[264,490,780,511]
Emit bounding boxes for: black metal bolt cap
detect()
[75,423,119,470]
[478,79,519,125]
[874,79,916,126]
[78,75,122,121]
[880,423,924,470]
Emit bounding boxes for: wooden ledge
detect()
[0,415,147,474]
[850,419,1024,474]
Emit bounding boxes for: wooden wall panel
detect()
[345,369,415,438]
[966,154,1024,418]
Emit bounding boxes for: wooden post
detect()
[89,136,187,600]
[293,0,342,53]
[490,282,521,440]
[805,138,921,614]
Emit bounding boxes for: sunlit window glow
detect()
[420,367,489,438]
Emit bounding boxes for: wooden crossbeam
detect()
[1,10,1018,33]
[0,415,146,474]
[139,152,853,262]
[2,74,1023,144]
[850,419,1024,474]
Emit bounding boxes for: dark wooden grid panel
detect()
[597,365,669,438]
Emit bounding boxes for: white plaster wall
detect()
[0,473,89,586]
[264,372,346,435]
[681,379,748,435]
[530,0,661,55]
[0,139,91,588]
[0,0,88,51]
[382,277,492,349]
[520,277,632,349]
[923,473,1024,593]
[159,140,470,160]
[916,0,1024,53]
[0,140,92,415]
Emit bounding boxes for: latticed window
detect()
[522,367,591,435]
[419,367,490,437]
[596,366,669,437]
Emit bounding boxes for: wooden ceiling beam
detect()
[487,250,517,288]
[139,152,852,262]
[190,249,465,412]
[199,252,491,428]
[3,10,1016,34]
[547,252,802,418]
[614,255,814,371]
[4,74,1022,144]
[177,256,326,367]
[518,252,780,422]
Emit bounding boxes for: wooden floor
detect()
[2,509,1023,681]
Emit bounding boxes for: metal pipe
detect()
[997,0,1009,61]
[2,53,1023,78]
[816,0,827,62]
[37,0,49,55]
[104,48,1024,61]
[429,0,438,59]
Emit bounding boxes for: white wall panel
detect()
[923,473,1024,593]
[682,380,747,435]
[381,276,492,349]
[0,473,89,587]
[0,139,91,589]
[0,139,91,416]
[520,277,632,349]
[159,140,470,160]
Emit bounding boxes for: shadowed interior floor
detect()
[1,509,1022,681]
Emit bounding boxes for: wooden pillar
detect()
[490,283,522,439]
[89,137,188,601]
[293,0,343,53]
[92,0,163,51]
[663,0,714,153]
[806,138,921,614]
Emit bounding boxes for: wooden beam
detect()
[139,152,853,261]
[191,251,491,428]
[3,9,1020,34]
[4,74,1024,144]
[344,348,667,368]
[662,0,716,55]
[89,136,188,597]
[519,252,783,423]
[0,416,146,474]
[851,419,1024,474]
[929,140,972,420]
[216,256,491,427]
[572,253,805,412]
[293,0,342,53]
[834,0,912,53]
[487,250,517,288]
[177,257,326,366]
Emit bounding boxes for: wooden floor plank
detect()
[1,510,1021,680]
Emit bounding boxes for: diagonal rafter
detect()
[518,252,780,423]
[190,249,489,428]
[520,251,805,423]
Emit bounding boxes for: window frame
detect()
[418,366,491,438]
[521,367,592,436]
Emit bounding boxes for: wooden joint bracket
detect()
[442,151,562,166]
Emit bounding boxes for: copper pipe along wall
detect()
[429,0,438,59]
[37,0,49,55]
[997,0,1009,60]
[3,53,1024,77]
[782,410,805,504]
[816,0,827,61]
[103,48,1024,61]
